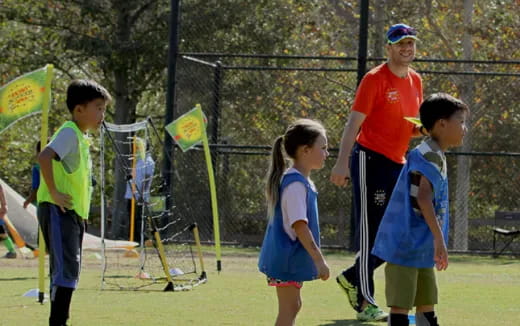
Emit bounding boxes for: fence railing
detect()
[166,54,520,254]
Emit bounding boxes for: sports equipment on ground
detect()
[100,119,206,291]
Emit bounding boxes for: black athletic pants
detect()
[340,143,403,311]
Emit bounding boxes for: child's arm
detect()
[293,220,330,280]
[38,147,72,212]
[23,190,37,209]
[416,175,448,271]
[0,184,7,219]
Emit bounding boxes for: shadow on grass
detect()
[0,276,38,281]
[319,320,379,326]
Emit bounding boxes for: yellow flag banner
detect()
[404,116,422,127]
[165,104,208,152]
[0,66,52,134]
[165,104,223,271]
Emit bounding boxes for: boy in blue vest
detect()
[38,80,111,326]
[372,93,469,326]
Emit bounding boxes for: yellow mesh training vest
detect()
[37,121,92,219]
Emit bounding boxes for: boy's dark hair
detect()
[66,79,112,113]
[420,93,469,131]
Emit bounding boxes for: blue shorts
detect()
[38,203,85,289]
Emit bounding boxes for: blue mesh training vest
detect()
[258,172,320,281]
[372,147,449,268]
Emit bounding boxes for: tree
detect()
[1,0,170,238]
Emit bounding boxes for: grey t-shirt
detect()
[48,127,80,173]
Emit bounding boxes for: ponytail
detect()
[265,136,285,217]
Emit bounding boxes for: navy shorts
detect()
[38,202,85,289]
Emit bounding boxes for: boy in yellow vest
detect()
[38,79,111,326]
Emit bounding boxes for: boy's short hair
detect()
[66,79,112,113]
[420,93,469,131]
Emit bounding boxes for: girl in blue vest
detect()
[258,119,330,326]
[372,93,469,326]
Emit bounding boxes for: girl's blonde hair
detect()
[265,119,326,217]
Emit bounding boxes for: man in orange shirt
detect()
[331,23,425,322]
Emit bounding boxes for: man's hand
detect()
[50,190,72,212]
[330,163,350,187]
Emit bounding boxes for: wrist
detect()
[312,254,325,264]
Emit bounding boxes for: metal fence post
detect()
[163,0,181,209]
[210,60,223,238]
[349,0,370,251]
[356,0,369,86]
[211,61,223,150]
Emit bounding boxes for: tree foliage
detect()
[0,0,518,245]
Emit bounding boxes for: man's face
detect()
[387,38,416,66]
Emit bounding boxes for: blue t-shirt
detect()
[31,163,40,190]
[125,154,155,201]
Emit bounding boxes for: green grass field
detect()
[0,248,519,326]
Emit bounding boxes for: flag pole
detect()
[38,64,53,304]
[198,106,222,272]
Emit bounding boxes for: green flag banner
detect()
[0,66,52,134]
[165,104,208,152]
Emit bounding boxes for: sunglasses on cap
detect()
[387,26,417,44]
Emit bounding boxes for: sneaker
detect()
[3,251,17,259]
[336,273,359,311]
[356,304,388,322]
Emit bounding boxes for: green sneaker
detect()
[336,273,359,311]
[356,304,388,322]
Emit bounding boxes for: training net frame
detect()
[100,118,207,291]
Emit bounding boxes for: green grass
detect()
[0,248,519,325]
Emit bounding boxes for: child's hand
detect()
[23,200,30,209]
[316,260,330,281]
[434,238,448,271]
[50,190,72,212]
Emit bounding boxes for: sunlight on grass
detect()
[0,249,518,325]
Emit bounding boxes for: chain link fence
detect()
[168,54,519,254]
